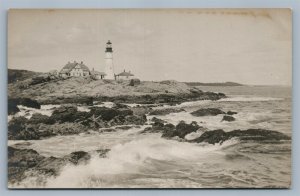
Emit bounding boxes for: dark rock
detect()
[38,122,88,136]
[191,108,225,116]
[191,129,291,144]
[115,125,140,130]
[149,108,185,115]
[129,79,141,86]
[162,121,200,139]
[8,147,92,184]
[192,129,228,144]
[29,113,55,124]
[90,107,133,121]
[99,128,117,132]
[8,147,45,183]
[151,117,167,124]
[8,98,41,111]
[113,103,129,109]
[227,111,238,115]
[50,105,79,123]
[222,115,236,122]
[227,129,291,141]
[8,102,20,115]
[64,151,91,165]
[8,117,41,140]
[96,149,110,158]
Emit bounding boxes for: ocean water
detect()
[8,85,292,188]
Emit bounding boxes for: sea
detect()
[8,85,292,188]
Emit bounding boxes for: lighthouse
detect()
[104,40,115,79]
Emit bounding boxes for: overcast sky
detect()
[8,9,291,85]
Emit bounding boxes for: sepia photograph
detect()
[7,9,292,188]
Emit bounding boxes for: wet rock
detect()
[227,129,291,141]
[191,108,225,116]
[38,122,88,136]
[29,113,55,124]
[8,147,92,184]
[96,149,110,158]
[151,117,167,124]
[64,151,91,165]
[8,102,20,115]
[10,98,41,109]
[192,129,228,144]
[99,128,117,132]
[227,111,238,115]
[50,105,79,123]
[90,107,133,121]
[115,125,140,130]
[191,129,291,144]
[8,147,45,183]
[162,121,200,139]
[8,98,40,115]
[222,115,235,122]
[8,117,41,140]
[149,108,185,115]
[36,156,67,176]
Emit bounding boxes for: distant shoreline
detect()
[185,82,244,87]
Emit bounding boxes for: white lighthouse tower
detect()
[104,40,115,80]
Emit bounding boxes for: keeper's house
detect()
[59,61,90,77]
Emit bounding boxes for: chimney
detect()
[124,69,125,72]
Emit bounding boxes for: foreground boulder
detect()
[8,147,45,184]
[191,129,291,144]
[191,108,225,116]
[8,147,92,184]
[162,121,200,139]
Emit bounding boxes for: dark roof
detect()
[90,70,106,76]
[60,61,90,74]
[117,70,134,77]
[107,40,112,45]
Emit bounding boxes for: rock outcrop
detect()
[162,121,200,139]
[222,115,235,122]
[191,108,225,116]
[149,108,185,115]
[8,146,94,184]
[191,129,291,144]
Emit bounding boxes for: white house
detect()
[59,61,90,77]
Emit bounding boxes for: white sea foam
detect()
[44,136,238,188]
[94,102,115,108]
[11,104,60,119]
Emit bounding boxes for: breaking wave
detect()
[44,136,239,188]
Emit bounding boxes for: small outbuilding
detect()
[90,68,106,80]
[116,70,134,80]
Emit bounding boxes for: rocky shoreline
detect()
[7,77,291,186]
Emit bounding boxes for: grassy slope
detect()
[8,77,198,102]
[8,69,40,84]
